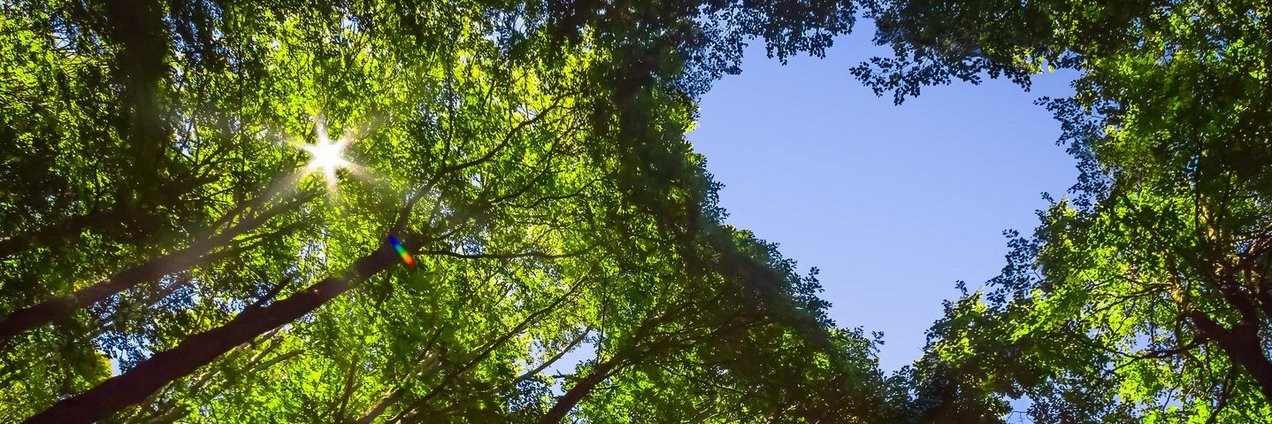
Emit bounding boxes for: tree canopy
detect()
[858,0,1272,421]
[3,0,1271,422]
[1,0,881,422]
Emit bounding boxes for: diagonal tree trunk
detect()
[510,328,590,387]
[1188,312,1272,401]
[0,193,311,347]
[537,357,625,424]
[20,243,399,424]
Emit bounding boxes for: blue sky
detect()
[689,31,1079,372]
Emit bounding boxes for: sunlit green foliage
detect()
[863,0,1272,421]
[0,0,880,422]
[11,0,1265,421]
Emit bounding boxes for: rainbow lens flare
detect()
[387,235,416,268]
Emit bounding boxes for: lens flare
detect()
[302,134,350,186]
[296,118,368,195]
[387,235,415,268]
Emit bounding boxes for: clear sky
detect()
[688,30,1079,373]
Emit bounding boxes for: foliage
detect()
[10,0,1266,421]
[0,0,878,422]
[861,0,1272,421]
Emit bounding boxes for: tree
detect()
[2,0,885,422]
[858,0,1272,420]
[560,231,888,423]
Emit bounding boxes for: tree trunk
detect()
[538,358,623,424]
[20,245,397,424]
[0,243,214,346]
[511,328,590,387]
[1189,312,1272,400]
[354,388,407,424]
[0,195,304,347]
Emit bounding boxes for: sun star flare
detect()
[297,122,362,193]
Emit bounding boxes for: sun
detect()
[303,135,350,182]
[299,121,356,192]
[290,118,372,196]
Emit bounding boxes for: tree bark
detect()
[0,194,305,347]
[1188,312,1272,401]
[511,328,590,387]
[537,357,623,424]
[20,244,397,424]
[0,243,216,346]
[354,387,407,424]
